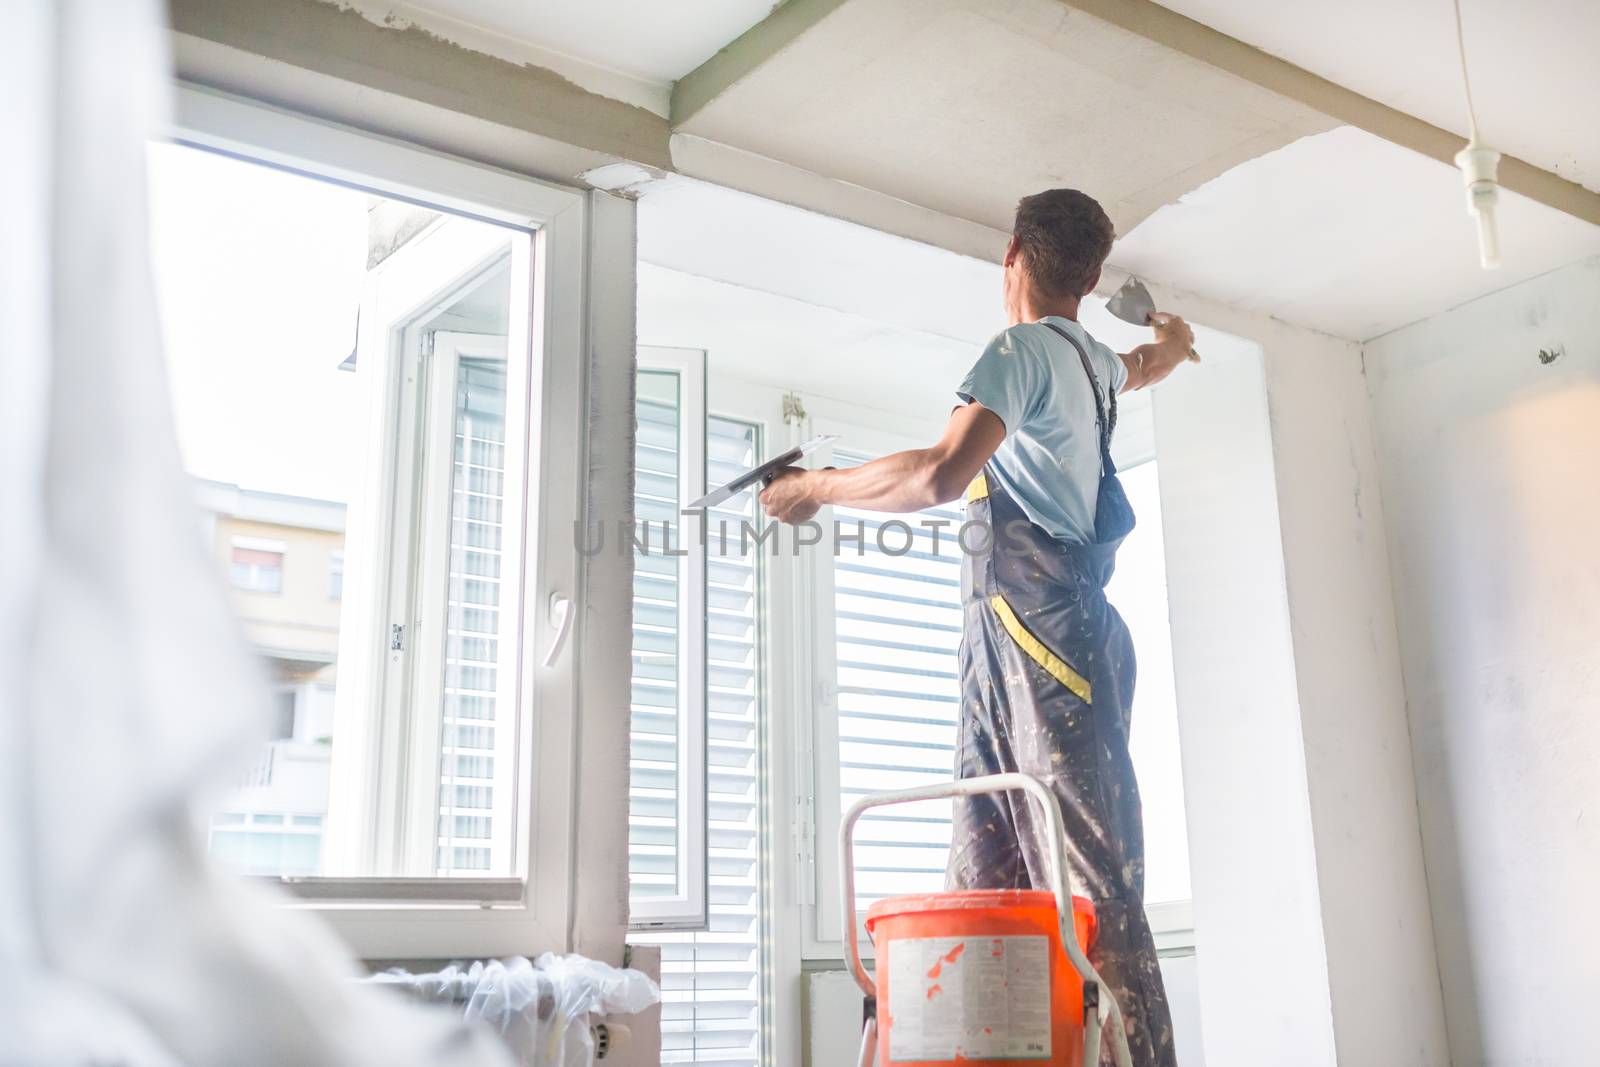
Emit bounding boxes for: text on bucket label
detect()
[885,934,1051,1062]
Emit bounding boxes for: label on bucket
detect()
[885,935,1051,1062]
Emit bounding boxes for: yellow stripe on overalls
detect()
[989,594,1093,705]
[966,472,989,503]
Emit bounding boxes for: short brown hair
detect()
[1012,189,1115,298]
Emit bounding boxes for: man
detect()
[760,189,1195,1067]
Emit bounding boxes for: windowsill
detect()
[267,875,525,904]
[1148,899,1196,956]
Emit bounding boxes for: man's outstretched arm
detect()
[1120,312,1196,392]
[759,401,1006,524]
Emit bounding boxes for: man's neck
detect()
[1009,286,1081,327]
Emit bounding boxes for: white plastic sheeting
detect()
[371,955,660,1066]
[0,2,509,1064]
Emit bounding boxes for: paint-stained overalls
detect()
[946,323,1177,1067]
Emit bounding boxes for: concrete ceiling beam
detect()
[170,0,673,171]
[670,0,850,129]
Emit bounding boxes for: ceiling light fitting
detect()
[1452,0,1501,269]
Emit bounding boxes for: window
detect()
[158,144,531,880]
[829,449,964,907]
[629,350,709,928]
[231,539,284,593]
[629,405,767,1067]
[415,335,524,877]
[208,811,324,876]
[1104,459,1191,932]
[153,87,595,959]
[271,686,299,741]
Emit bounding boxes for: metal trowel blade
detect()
[1106,275,1156,326]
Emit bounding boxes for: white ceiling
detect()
[638,175,1006,347]
[382,0,775,83]
[676,0,1336,236]
[357,0,1600,202]
[340,0,776,113]
[636,175,1157,435]
[1116,126,1600,340]
[1157,0,1600,194]
[638,261,974,421]
[333,0,1600,341]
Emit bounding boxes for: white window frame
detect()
[171,85,592,960]
[629,346,709,929]
[408,330,523,878]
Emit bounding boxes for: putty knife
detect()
[688,434,838,510]
[1106,275,1200,363]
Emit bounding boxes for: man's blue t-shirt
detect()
[957,316,1127,546]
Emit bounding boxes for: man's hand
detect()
[1121,312,1197,392]
[1150,311,1196,358]
[759,467,821,524]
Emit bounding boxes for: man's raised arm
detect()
[1120,313,1197,392]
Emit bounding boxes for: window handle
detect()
[542,592,574,668]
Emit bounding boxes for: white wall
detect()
[1159,954,1207,1067]
[1262,319,1450,1067]
[570,190,640,964]
[1152,331,1338,1066]
[1365,255,1600,1067]
[1138,278,1450,1067]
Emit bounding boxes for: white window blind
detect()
[832,448,966,908]
[630,374,686,901]
[435,357,508,875]
[629,353,709,927]
[630,414,766,1067]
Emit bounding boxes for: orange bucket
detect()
[864,889,1097,1067]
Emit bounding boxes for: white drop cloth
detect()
[0,3,511,1065]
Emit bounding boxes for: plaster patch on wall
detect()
[675,0,1335,238]
[338,0,673,116]
[1113,126,1600,341]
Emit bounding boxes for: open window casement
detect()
[628,347,709,929]
[172,86,602,960]
[328,219,535,881]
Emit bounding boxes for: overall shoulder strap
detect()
[1040,320,1118,469]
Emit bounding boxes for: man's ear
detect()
[1083,267,1102,297]
[1003,234,1022,268]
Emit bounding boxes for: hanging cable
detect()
[1451,0,1481,142]
[1451,0,1501,268]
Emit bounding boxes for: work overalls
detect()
[946,323,1177,1067]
